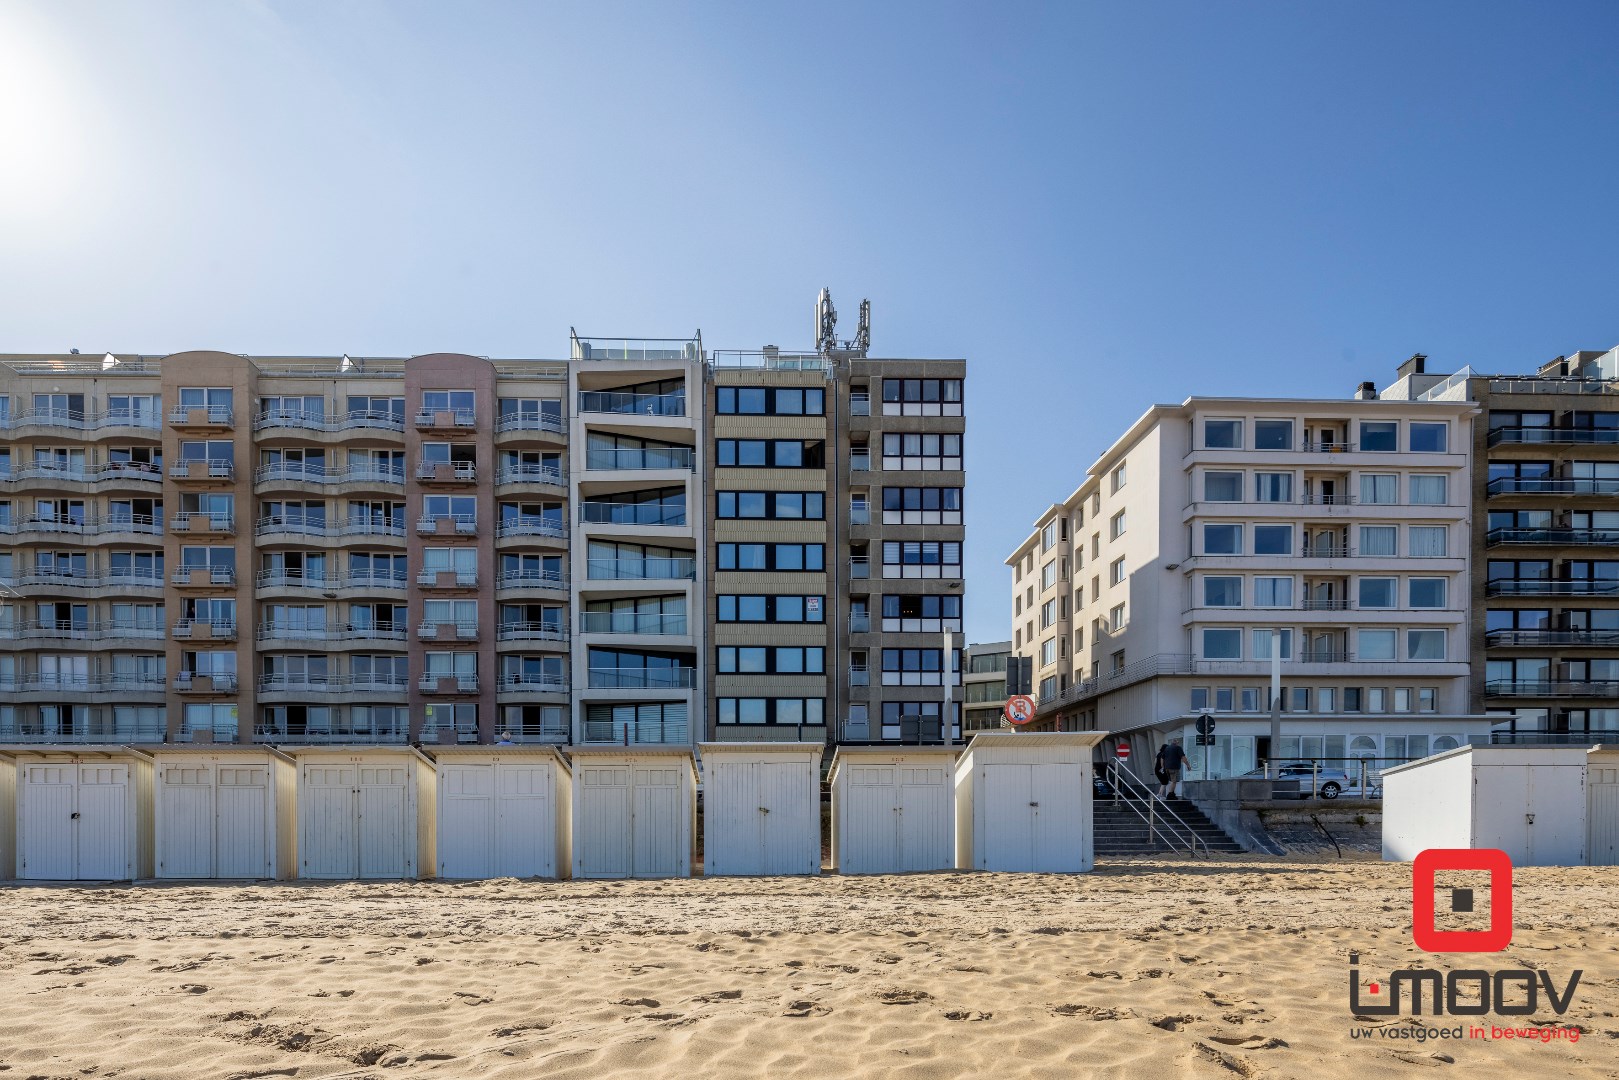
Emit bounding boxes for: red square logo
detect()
[1412,848,1513,953]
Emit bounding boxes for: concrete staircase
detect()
[1093,794,1247,856]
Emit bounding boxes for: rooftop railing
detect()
[570,335,702,362]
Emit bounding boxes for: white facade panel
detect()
[701,744,822,877]
[830,748,959,875]
[153,751,294,880]
[294,750,428,880]
[1588,749,1619,867]
[569,748,694,879]
[0,754,14,880]
[14,751,153,881]
[1381,748,1473,860]
[953,733,1104,873]
[431,748,571,880]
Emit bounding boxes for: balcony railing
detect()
[581,718,689,745]
[257,673,336,694]
[499,673,568,693]
[850,393,870,417]
[1487,477,1619,496]
[1486,629,1619,648]
[255,623,407,642]
[419,673,480,693]
[254,570,407,591]
[417,621,480,640]
[1489,730,1619,745]
[580,502,686,527]
[253,463,405,486]
[850,450,871,472]
[416,461,477,481]
[583,447,693,471]
[252,723,409,744]
[586,667,695,689]
[578,611,688,635]
[417,514,478,535]
[498,568,568,590]
[0,461,163,485]
[577,391,686,417]
[1487,527,1619,547]
[414,409,477,428]
[1,407,161,431]
[1299,599,1350,611]
[496,464,565,486]
[1487,579,1619,597]
[850,506,871,525]
[168,405,234,425]
[417,569,478,587]
[586,557,694,581]
[253,407,405,433]
[497,621,568,642]
[1488,426,1619,446]
[173,565,236,585]
[14,674,166,694]
[174,672,240,692]
[0,514,163,538]
[497,517,565,539]
[1486,680,1619,698]
[850,556,870,579]
[850,612,871,632]
[3,619,164,642]
[1301,441,1356,452]
[497,411,565,434]
[1296,650,1352,664]
[168,459,235,480]
[849,666,870,686]
[170,511,235,532]
[172,618,238,639]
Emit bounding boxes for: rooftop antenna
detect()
[854,299,871,354]
[815,288,838,356]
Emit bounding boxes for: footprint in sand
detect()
[492,1021,551,1037]
[1052,1003,1124,1020]
[942,1010,993,1021]
[612,997,661,1008]
[692,990,742,1003]
[874,987,930,1005]
[454,992,493,1006]
[783,999,831,1017]
[1209,1034,1288,1050]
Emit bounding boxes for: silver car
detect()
[1241,763,1379,800]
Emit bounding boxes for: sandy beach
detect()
[1,856,1615,1079]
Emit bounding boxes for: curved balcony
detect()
[497,517,566,541]
[254,623,408,645]
[9,674,166,697]
[0,514,163,543]
[9,570,164,595]
[496,412,566,436]
[3,620,165,644]
[255,518,405,543]
[497,673,569,698]
[253,407,404,434]
[253,463,405,492]
[1,408,162,438]
[0,462,163,490]
[495,569,568,597]
[495,464,566,490]
[254,570,408,595]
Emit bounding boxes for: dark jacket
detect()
[1160,742,1187,771]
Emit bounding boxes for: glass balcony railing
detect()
[586,667,695,689]
[577,391,686,417]
[584,447,694,470]
[579,611,688,635]
[1486,527,1619,547]
[1487,476,1619,496]
[580,502,687,527]
[587,557,695,580]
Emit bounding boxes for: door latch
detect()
[1028,802,1038,808]
[759,807,769,814]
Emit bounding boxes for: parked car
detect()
[1238,762,1380,800]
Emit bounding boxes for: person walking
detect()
[1159,738,1187,799]
[1153,743,1171,798]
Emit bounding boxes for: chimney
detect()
[1356,381,1377,400]
[1396,353,1427,379]
[1538,355,1569,378]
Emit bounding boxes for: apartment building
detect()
[1382,348,1619,745]
[962,640,1011,733]
[0,308,965,749]
[1007,394,1492,776]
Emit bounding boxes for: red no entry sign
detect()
[1115,744,1131,760]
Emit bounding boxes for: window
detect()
[718,595,824,623]
[1251,628,1291,659]
[1357,629,1397,661]
[1041,560,1057,590]
[1205,472,1242,501]
[718,647,825,674]
[1358,578,1396,608]
[1252,525,1292,555]
[881,378,963,416]
[1041,638,1057,666]
[1204,577,1242,606]
[1203,419,1242,449]
[881,541,962,578]
[1408,630,1446,660]
[1190,688,1210,711]
[1109,603,1126,630]
[717,698,825,725]
[1109,557,1125,586]
[1203,524,1242,555]
[1254,419,1294,451]
[1409,578,1447,608]
[716,440,824,468]
[1041,599,1057,628]
[1109,510,1126,539]
[1359,421,1397,452]
[1254,473,1292,502]
[1253,576,1293,607]
[1110,463,1126,492]
[1410,422,1447,453]
[718,543,824,572]
[1042,520,1059,551]
[1202,629,1241,659]
[715,387,825,415]
[1359,525,1397,557]
[718,491,825,520]
[880,648,963,686]
[880,432,963,470]
[1360,473,1397,504]
[1409,475,1447,505]
[1411,527,1450,563]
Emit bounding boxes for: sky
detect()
[3,0,1619,644]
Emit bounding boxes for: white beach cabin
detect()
[700,743,823,877]
[152,747,297,880]
[292,747,435,879]
[10,746,154,880]
[570,746,695,879]
[954,731,1107,873]
[428,745,572,880]
[1589,746,1619,866]
[0,750,15,880]
[829,745,957,874]
[1381,745,1588,865]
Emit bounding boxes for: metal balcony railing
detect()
[497,411,566,434]
[1486,680,1619,698]
[1488,476,1619,496]
[581,718,689,745]
[850,450,871,471]
[0,513,164,538]
[1300,441,1355,452]
[171,511,235,531]
[584,447,694,470]
[417,569,478,587]
[850,613,870,632]
[850,393,870,416]
[253,407,405,433]
[496,464,565,486]
[416,461,477,481]
[168,404,234,425]
[1297,650,1353,664]
[1487,629,1619,647]
[586,667,694,689]
[1488,427,1619,447]
[578,611,687,635]
[17,674,166,693]
[173,565,236,585]
[255,516,333,538]
[0,461,163,485]
[499,673,568,693]
[416,514,478,534]
[850,556,870,579]
[414,409,477,428]
[174,672,240,692]
[586,557,694,581]
[580,502,686,526]
[257,673,335,694]
[417,621,480,640]
[168,459,235,480]
[497,517,565,538]
[849,666,870,686]
[419,673,480,693]
[2,407,161,431]
[497,621,568,642]
[1299,599,1350,611]
[253,463,405,486]
[1487,579,1619,597]
[172,618,238,639]
[497,569,568,590]
[1487,527,1619,547]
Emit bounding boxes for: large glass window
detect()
[1407,629,1446,660]
[1359,421,1397,452]
[1203,524,1242,555]
[1253,576,1293,607]
[1357,629,1397,661]
[1203,419,1242,449]
[1409,526,1448,557]
[1253,419,1294,451]
[1359,525,1397,557]
[1360,473,1397,504]
[1409,475,1447,505]
[1409,422,1448,453]
[1358,578,1396,608]
[1255,473,1292,502]
[1204,577,1242,607]
[1201,628,1242,659]
[1409,578,1447,608]
[1204,472,1242,501]
[1252,525,1293,555]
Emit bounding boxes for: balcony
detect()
[7,619,164,643]
[1487,527,1619,547]
[496,464,565,486]
[849,665,870,686]
[416,461,477,483]
[578,612,688,636]
[254,463,405,488]
[416,569,478,588]
[419,673,480,693]
[850,556,870,579]
[1299,599,1350,611]
[1488,427,1619,447]
[849,506,871,526]
[1296,650,1352,664]
[580,719,688,745]
[168,404,234,427]
[414,409,477,430]
[498,673,568,694]
[501,718,571,744]
[850,392,871,417]
[0,461,162,487]
[253,407,405,434]
[497,621,568,643]
[255,570,334,591]
[416,514,478,536]
[168,459,235,481]
[417,621,480,641]
[586,667,695,690]
[850,450,871,472]
[256,516,338,540]
[585,557,694,581]
[583,447,693,471]
[577,390,686,417]
[2,406,161,433]
[497,411,565,435]
[0,719,168,744]
[1487,629,1619,648]
[1301,441,1356,453]
[17,674,166,695]
[1487,477,1619,497]
[1487,579,1619,597]
[7,570,163,593]
[171,511,235,535]
[173,566,236,586]
[174,672,240,693]
[1486,680,1619,699]
[850,612,870,633]
[580,502,686,527]
[172,618,238,641]
[497,569,568,592]
[1489,730,1619,745]
[496,517,565,539]
[257,673,338,696]
[0,514,164,540]
[252,721,409,745]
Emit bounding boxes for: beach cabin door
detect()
[357,764,410,878]
[980,763,1084,872]
[1473,765,1585,866]
[21,762,131,880]
[577,764,632,877]
[896,764,951,871]
[1589,762,1619,866]
[632,763,682,877]
[439,765,497,879]
[844,765,899,870]
[302,764,358,877]
[440,762,556,879]
[215,764,273,878]
[158,763,216,877]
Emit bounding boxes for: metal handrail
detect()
[1102,761,1207,855]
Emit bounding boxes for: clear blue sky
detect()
[4,1,1618,644]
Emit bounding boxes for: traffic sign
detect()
[1115,744,1131,760]
[1004,695,1036,726]
[1195,713,1216,735]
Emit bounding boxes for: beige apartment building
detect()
[1007,393,1493,776]
[0,309,965,749]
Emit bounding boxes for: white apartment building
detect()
[1007,395,1494,777]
